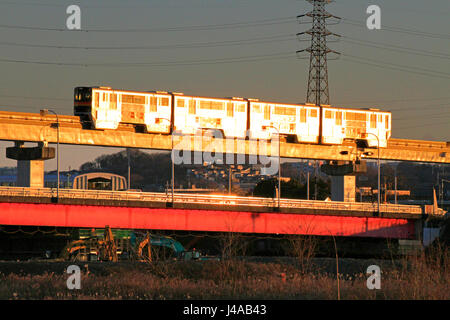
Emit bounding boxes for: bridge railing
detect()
[0,186,425,215]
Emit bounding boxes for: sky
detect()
[0,0,448,171]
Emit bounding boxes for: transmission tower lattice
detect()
[297,0,341,106]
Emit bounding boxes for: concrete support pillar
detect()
[330,175,356,202]
[321,160,366,203]
[6,141,55,188]
[17,160,45,188]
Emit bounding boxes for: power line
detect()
[0,51,295,67]
[343,54,450,77]
[395,121,450,130]
[393,112,450,121]
[0,34,296,50]
[0,16,296,33]
[341,54,450,80]
[335,97,450,104]
[0,104,67,111]
[341,18,450,40]
[0,94,69,101]
[389,103,450,112]
[342,37,450,60]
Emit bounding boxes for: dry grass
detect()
[0,246,448,300]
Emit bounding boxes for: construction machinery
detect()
[60,227,218,262]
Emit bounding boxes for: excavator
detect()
[61,226,218,262]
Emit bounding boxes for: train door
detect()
[307,108,320,143]
[297,108,308,142]
[249,103,268,140]
[94,91,121,129]
[322,109,334,144]
[96,91,109,128]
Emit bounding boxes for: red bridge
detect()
[0,187,438,240]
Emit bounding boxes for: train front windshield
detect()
[74,87,92,103]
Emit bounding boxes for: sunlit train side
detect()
[321,106,391,148]
[74,86,391,147]
[248,100,320,143]
[173,94,248,138]
[74,87,173,133]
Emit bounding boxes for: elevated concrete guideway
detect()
[0,111,448,163]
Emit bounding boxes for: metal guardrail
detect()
[0,186,426,215]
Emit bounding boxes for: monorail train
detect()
[74,86,391,148]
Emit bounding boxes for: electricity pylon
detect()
[297,0,341,107]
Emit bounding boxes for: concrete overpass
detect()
[0,110,448,202]
[0,111,448,163]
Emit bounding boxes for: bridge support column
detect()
[6,142,55,188]
[17,160,45,188]
[330,175,356,202]
[321,160,367,202]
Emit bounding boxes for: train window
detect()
[125,95,132,103]
[309,109,317,117]
[199,100,211,110]
[385,115,389,129]
[150,97,157,111]
[211,101,225,110]
[274,106,296,116]
[354,113,367,121]
[177,99,185,108]
[94,92,99,107]
[378,115,382,122]
[122,95,132,103]
[123,95,145,104]
[300,109,307,123]
[159,97,170,107]
[136,96,145,104]
[227,103,234,117]
[325,110,333,119]
[150,100,157,112]
[252,104,261,112]
[189,100,196,114]
[236,103,246,112]
[111,94,117,110]
[370,114,377,128]
[336,111,342,125]
[264,105,270,120]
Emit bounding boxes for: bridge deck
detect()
[0,187,442,239]
[0,111,448,163]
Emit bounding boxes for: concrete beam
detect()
[6,143,55,161]
[0,111,449,163]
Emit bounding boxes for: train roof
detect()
[249,99,391,113]
[82,86,173,96]
[75,87,391,113]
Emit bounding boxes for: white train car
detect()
[74,86,392,148]
[321,106,391,147]
[248,101,320,143]
[74,87,172,133]
[173,94,248,138]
